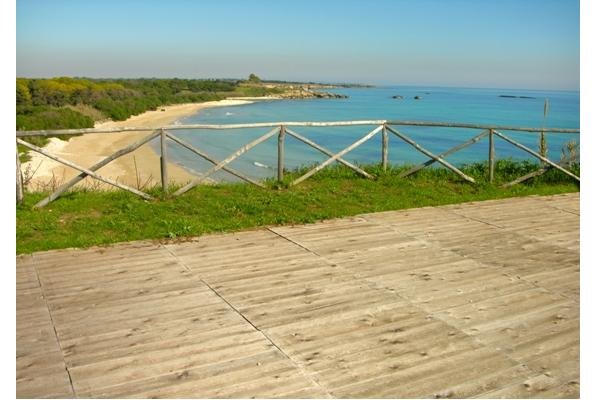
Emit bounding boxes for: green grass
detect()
[16,160,579,254]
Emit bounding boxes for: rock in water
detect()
[499,94,536,99]
[276,89,348,99]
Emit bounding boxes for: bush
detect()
[15,77,267,127]
[248,73,261,83]
[16,106,94,131]
[16,79,32,106]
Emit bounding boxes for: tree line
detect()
[16,76,275,131]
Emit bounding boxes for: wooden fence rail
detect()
[15,120,580,206]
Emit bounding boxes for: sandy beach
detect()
[21,99,255,191]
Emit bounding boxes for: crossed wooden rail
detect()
[16,120,580,207]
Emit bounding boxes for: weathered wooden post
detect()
[160,128,168,192]
[278,124,285,182]
[381,123,389,172]
[488,129,495,183]
[16,144,24,205]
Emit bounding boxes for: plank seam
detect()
[17,194,578,398]
[442,208,580,305]
[267,227,326,259]
[30,253,77,398]
[360,205,579,396]
[274,208,573,397]
[542,203,580,216]
[444,208,506,229]
[267,224,540,396]
[367,202,579,305]
[319,244,546,397]
[160,242,335,398]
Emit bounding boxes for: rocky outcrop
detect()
[499,95,536,99]
[275,88,348,99]
[312,91,348,99]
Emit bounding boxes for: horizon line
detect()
[14,75,580,93]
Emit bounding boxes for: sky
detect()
[16,0,580,90]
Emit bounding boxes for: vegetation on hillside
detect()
[15,74,358,133]
[15,75,287,160]
[248,73,261,83]
[15,77,251,131]
[16,160,579,254]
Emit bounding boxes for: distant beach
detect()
[22,99,257,190]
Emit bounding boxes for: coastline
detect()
[22,99,257,191]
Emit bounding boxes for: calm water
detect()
[160,86,580,181]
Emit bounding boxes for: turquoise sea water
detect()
[161,86,580,181]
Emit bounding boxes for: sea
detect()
[158,86,580,182]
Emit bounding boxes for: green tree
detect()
[248,73,261,83]
[16,79,32,106]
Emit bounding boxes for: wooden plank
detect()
[173,127,279,196]
[423,364,534,399]
[292,125,383,185]
[534,192,580,215]
[34,130,160,208]
[16,194,579,398]
[329,342,522,398]
[16,262,74,398]
[270,218,419,256]
[284,127,373,179]
[69,339,276,393]
[20,238,326,398]
[92,350,327,399]
[61,322,256,368]
[17,369,74,399]
[475,373,579,398]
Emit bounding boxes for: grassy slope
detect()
[16,161,579,254]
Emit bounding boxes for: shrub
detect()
[16,106,94,131]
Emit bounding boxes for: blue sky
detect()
[16,0,580,89]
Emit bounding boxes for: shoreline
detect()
[22,98,260,191]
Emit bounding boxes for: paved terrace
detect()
[16,193,580,398]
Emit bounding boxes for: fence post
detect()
[488,129,495,183]
[278,125,285,182]
[381,123,388,172]
[16,144,24,205]
[160,128,168,193]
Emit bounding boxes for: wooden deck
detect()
[16,193,580,398]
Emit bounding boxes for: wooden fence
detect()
[16,120,580,207]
